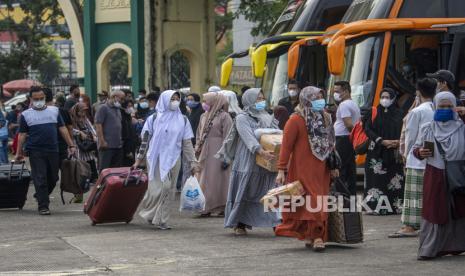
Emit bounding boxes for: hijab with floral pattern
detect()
[295,86,335,161]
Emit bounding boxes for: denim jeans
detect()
[0,138,9,164]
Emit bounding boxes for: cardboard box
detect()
[260,181,305,204]
[255,134,282,172]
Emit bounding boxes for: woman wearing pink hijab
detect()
[196,92,233,217]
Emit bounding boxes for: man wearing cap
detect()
[427,70,456,96]
[93,90,108,115]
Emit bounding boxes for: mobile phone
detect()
[423,141,434,155]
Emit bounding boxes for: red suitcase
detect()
[84,167,148,225]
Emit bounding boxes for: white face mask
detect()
[333,93,342,102]
[113,101,121,108]
[170,100,180,111]
[33,100,46,109]
[380,98,392,108]
[288,89,298,97]
[126,107,135,114]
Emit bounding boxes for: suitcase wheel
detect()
[91,222,97,226]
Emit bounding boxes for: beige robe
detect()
[196,112,233,213]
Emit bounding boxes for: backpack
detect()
[349,107,377,155]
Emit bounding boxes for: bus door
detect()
[383,31,443,114]
[447,25,465,103]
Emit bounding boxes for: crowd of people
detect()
[3,68,465,259]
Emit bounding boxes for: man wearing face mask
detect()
[95,90,125,171]
[426,70,460,103]
[186,93,204,145]
[64,84,81,111]
[14,86,76,215]
[333,81,361,195]
[278,80,301,115]
[92,90,108,115]
[146,92,160,118]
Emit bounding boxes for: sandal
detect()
[304,240,313,249]
[388,230,419,238]
[199,213,211,218]
[234,227,247,236]
[313,239,325,252]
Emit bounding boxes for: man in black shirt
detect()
[278,79,301,115]
[64,84,80,111]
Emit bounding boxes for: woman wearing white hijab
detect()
[413,91,465,260]
[134,90,198,230]
[219,90,242,118]
[223,88,280,235]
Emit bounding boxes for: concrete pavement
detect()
[0,186,464,275]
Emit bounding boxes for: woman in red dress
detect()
[275,86,339,252]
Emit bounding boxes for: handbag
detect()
[60,157,92,204]
[76,136,97,152]
[349,107,377,155]
[434,139,465,195]
[326,151,342,170]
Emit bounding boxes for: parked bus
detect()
[326,0,465,113]
[220,0,352,105]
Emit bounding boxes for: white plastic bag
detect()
[179,176,206,213]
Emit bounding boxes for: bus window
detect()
[297,45,328,88]
[399,0,465,18]
[398,0,444,18]
[385,33,441,113]
[333,35,383,108]
[452,36,465,102]
[449,0,465,18]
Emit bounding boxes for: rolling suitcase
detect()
[84,167,148,225]
[0,161,31,210]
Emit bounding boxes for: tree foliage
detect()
[108,49,130,86]
[0,0,68,83]
[235,0,289,36]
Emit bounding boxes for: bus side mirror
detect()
[220,58,234,87]
[251,45,267,78]
[328,35,346,75]
[288,43,301,80]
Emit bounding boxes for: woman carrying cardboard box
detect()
[275,86,339,252]
[223,88,281,235]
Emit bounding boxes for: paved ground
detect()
[0,185,464,276]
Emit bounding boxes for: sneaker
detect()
[39,208,51,215]
[157,223,172,230]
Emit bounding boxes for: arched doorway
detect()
[108,49,131,90]
[96,43,132,93]
[168,50,191,89]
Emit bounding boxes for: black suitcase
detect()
[0,161,31,209]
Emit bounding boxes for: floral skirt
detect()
[364,156,405,215]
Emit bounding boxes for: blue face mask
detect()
[139,102,149,109]
[434,109,454,122]
[311,99,326,111]
[186,100,199,109]
[255,101,266,111]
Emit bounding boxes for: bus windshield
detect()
[269,0,307,36]
[262,54,289,106]
[330,35,383,108]
[341,0,394,23]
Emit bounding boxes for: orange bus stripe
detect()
[389,0,404,18]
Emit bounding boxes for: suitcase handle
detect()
[123,168,143,187]
[9,160,26,181]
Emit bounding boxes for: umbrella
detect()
[2,79,42,94]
